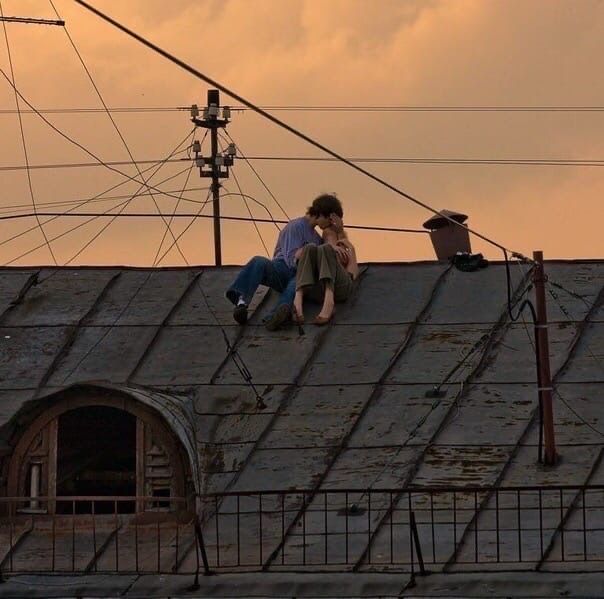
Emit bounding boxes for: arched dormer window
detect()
[5,390,192,515]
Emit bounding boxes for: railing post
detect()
[188,512,214,591]
[410,511,426,576]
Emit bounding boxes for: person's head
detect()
[306,193,343,229]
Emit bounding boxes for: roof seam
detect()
[33,271,122,395]
[127,269,203,383]
[536,446,604,570]
[216,268,372,503]
[0,270,40,325]
[442,275,604,571]
[263,264,454,571]
[361,264,534,571]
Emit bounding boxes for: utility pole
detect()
[190,90,235,266]
[533,250,557,465]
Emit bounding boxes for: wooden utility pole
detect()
[191,90,234,266]
[533,250,557,465]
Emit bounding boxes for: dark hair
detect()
[307,193,343,218]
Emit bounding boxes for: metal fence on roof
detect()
[1,486,604,578]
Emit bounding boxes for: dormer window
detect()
[7,393,190,515]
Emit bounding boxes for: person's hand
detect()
[329,213,344,233]
[333,244,349,263]
[337,238,353,250]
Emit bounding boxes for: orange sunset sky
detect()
[1,0,603,266]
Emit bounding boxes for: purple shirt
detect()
[273,217,322,268]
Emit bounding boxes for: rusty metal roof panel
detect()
[0,326,71,389]
[556,322,604,382]
[345,385,454,448]
[434,383,536,445]
[215,325,325,385]
[0,270,38,319]
[131,325,239,386]
[231,447,334,492]
[169,268,266,326]
[521,383,604,445]
[412,445,513,487]
[386,324,492,384]
[321,446,420,489]
[83,269,198,326]
[545,262,604,322]
[475,323,580,384]
[2,269,117,326]
[190,384,286,415]
[47,325,157,386]
[303,324,411,385]
[423,264,524,324]
[335,263,448,324]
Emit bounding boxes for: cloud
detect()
[1,0,604,264]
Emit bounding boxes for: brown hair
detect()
[307,193,343,218]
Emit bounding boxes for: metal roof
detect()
[0,260,603,596]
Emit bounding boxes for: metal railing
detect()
[198,485,604,572]
[1,485,604,577]
[0,496,201,577]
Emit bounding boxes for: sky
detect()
[1,0,604,266]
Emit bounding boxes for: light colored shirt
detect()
[273,217,322,268]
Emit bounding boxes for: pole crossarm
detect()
[0,16,65,25]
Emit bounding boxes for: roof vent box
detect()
[423,209,472,261]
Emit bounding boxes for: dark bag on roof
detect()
[452,252,489,272]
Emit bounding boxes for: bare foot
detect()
[317,285,335,320]
[293,291,304,324]
[317,300,334,321]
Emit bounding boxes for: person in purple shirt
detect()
[226,194,347,330]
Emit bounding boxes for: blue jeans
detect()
[226,256,296,310]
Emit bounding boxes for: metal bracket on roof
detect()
[337,503,366,517]
[425,385,447,399]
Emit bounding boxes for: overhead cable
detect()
[0,16,64,25]
[0,67,200,210]
[1,1,57,264]
[0,182,209,215]
[218,139,271,255]
[72,0,525,257]
[0,160,193,256]
[0,211,429,234]
[6,155,604,173]
[4,136,194,265]
[5,105,604,114]
[49,0,187,264]
[221,130,289,220]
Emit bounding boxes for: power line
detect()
[3,136,194,265]
[72,0,526,259]
[221,130,289,221]
[153,163,195,266]
[0,211,429,234]
[0,67,200,210]
[7,155,604,173]
[0,183,209,215]
[244,156,604,167]
[1,0,58,265]
[218,140,270,256]
[0,149,193,252]
[153,189,215,267]
[5,105,604,115]
[48,0,187,265]
[0,15,64,25]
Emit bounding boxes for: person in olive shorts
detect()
[225,194,348,330]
